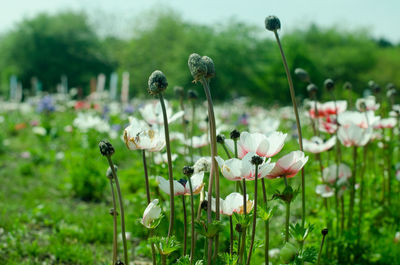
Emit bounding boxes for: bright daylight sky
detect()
[1,0,399,42]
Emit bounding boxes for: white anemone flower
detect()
[303,136,336,153]
[153,153,178,165]
[225,131,287,159]
[193,157,212,174]
[322,164,352,185]
[338,123,372,147]
[186,134,209,148]
[141,199,162,229]
[315,184,335,198]
[267,151,308,179]
[373,118,397,129]
[338,111,380,128]
[123,117,165,152]
[139,99,184,125]
[356,96,380,111]
[215,152,275,181]
[208,192,254,215]
[157,172,204,196]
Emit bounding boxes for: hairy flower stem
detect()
[187,176,196,264]
[246,166,259,265]
[229,216,234,256]
[106,156,128,265]
[357,145,368,245]
[261,178,269,265]
[200,77,220,263]
[161,254,167,265]
[109,178,118,264]
[238,179,248,264]
[317,232,328,265]
[142,150,151,204]
[159,94,175,238]
[182,195,188,256]
[348,146,358,230]
[191,100,196,163]
[273,30,306,227]
[283,175,290,242]
[387,128,393,206]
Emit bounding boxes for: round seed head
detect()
[251,155,263,165]
[294,68,310,82]
[324,78,335,91]
[99,140,115,156]
[148,70,168,95]
[188,53,207,82]
[174,86,184,97]
[343,81,352,90]
[230,129,240,140]
[202,56,215,79]
[265,15,281,31]
[187,89,198,100]
[183,166,194,176]
[216,134,225,144]
[321,228,328,236]
[307,83,318,94]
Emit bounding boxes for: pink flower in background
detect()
[266,151,308,179]
[338,111,380,128]
[373,118,397,129]
[315,184,335,198]
[323,164,352,184]
[319,120,338,134]
[303,136,336,154]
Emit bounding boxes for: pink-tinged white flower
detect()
[356,96,380,112]
[309,101,347,118]
[373,118,397,129]
[322,164,351,185]
[338,111,380,128]
[157,172,204,196]
[319,120,338,134]
[215,152,275,181]
[208,192,254,215]
[225,131,287,159]
[315,185,335,198]
[249,116,280,134]
[266,151,308,179]
[303,136,336,154]
[338,123,372,147]
[169,132,185,143]
[153,153,178,165]
[139,99,184,125]
[141,199,162,229]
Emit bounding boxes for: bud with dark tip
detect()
[202,56,215,79]
[188,53,207,82]
[106,165,118,179]
[187,89,198,100]
[324,78,334,91]
[109,208,118,216]
[343,81,352,90]
[174,86,184,97]
[115,260,124,265]
[358,100,367,112]
[265,15,281,31]
[183,166,194,176]
[321,228,328,236]
[235,223,243,233]
[99,140,115,156]
[251,155,263,166]
[307,83,318,94]
[216,134,225,144]
[294,68,310,82]
[148,70,168,95]
[230,129,240,140]
[201,200,208,211]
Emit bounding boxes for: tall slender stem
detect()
[149,229,156,265]
[187,175,195,264]
[238,179,248,264]
[182,195,188,256]
[246,166,259,265]
[357,145,368,245]
[273,30,306,227]
[283,175,290,242]
[109,178,118,264]
[317,232,327,265]
[142,150,151,204]
[261,178,269,265]
[229,216,234,256]
[191,100,196,163]
[158,94,175,238]
[348,146,357,230]
[106,156,128,265]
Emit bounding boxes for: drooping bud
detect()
[343,81,352,90]
[188,53,207,82]
[294,68,310,82]
[265,15,281,31]
[148,70,168,95]
[321,228,328,236]
[183,166,194,177]
[251,155,263,166]
[106,165,118,179]
[216,134,225,144]
[230,129,240,140]
[202,56,215,79]
[324,78,335,91]
[187,89,198,100]
[99,140,115,156]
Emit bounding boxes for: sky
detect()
[1,0,400,43]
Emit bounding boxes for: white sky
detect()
[1,0,399,42]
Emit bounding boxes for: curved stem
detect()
[106,156,128,265]
[109,178,118,264]
[273,30,305,227]
[142,150,151,204]
[229,216,234,256]
[246,165,259,265]
[158,94,175,238]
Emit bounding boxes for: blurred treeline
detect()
[0,10,399,104]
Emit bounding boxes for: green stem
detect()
[191,100,196,164]
[161,254,167,265]
[109,178,118,264]
[229,216,234,256]
[142,150,151,204]
[187,175,195,264]
[261,178,269,265]
[273,30,305,227]
[347,146,357,230]
[246,165,259,265]
[238,179,248,264]
[316,233,327,265]
[159,94,175,238]
[357,145,368,245]
[182,195,187,256]
[149,229,156,265]
[283,175,290,242]
[106,156,128,265]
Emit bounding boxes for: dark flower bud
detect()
[321,228,328,236]
[187,89,198,100]
[184,119,190,125]
[294,68,309,82]
[324,78,335,91]
[188,53,207,82]
[307,83,318,94]
[148,70,168,95]
[216,134,225,144]
[343,81,352,90]
[183,166,194,176]
[251,155,263,166]
[174,86,184,97]
[178,178,187,186]
[358,100,367,112]
[230,129,240,140]
[265,15,281,31]
[109,208,118,216]
[235,223,243,233]
[205,116,209,122]
[106,165,118,179]
[202,56,215,79]
[115,260,124,265]
[99,140,114,156]
[201,200,208,211]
